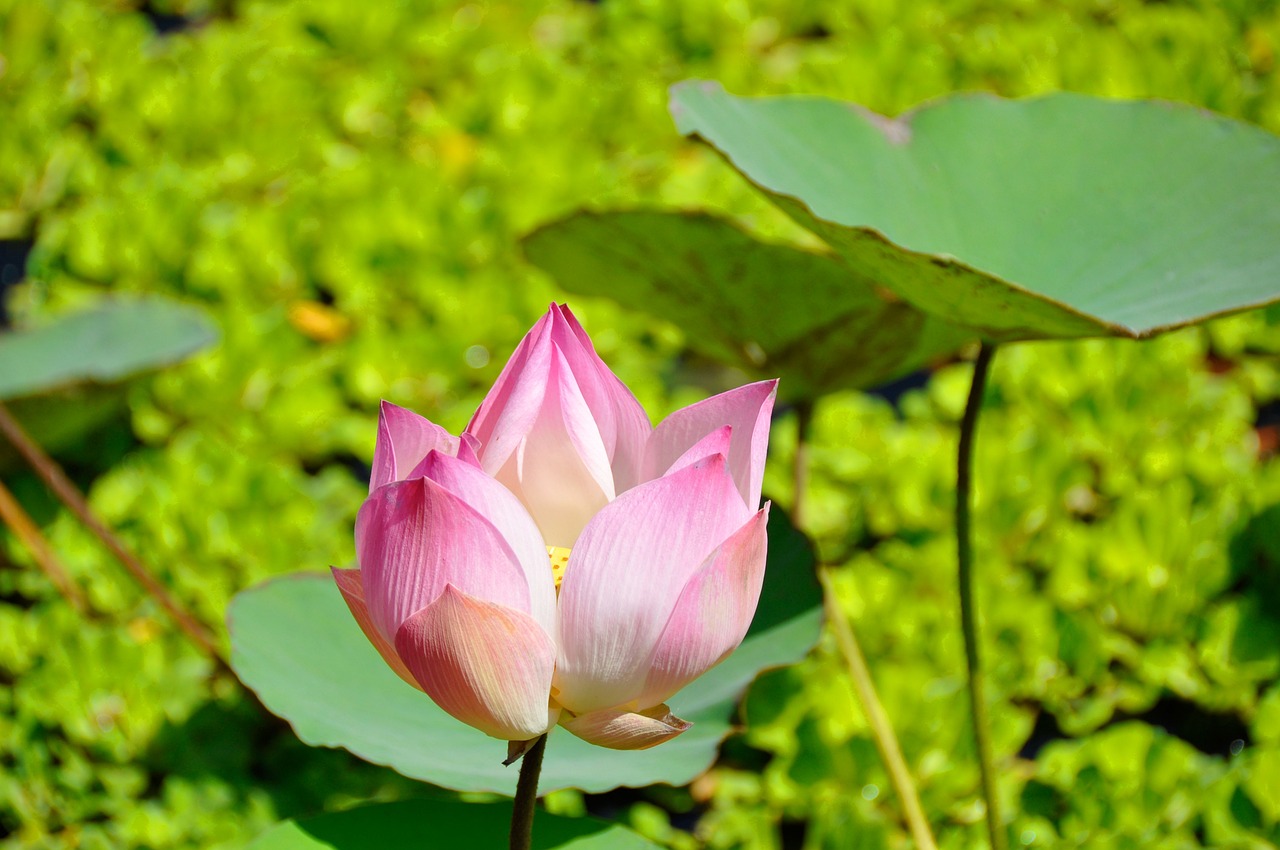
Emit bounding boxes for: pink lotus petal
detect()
[554,456,752,713]
[646,380,777,510]
[636,506,770,708]
[552,305,651,492]
[411,451,556,636]
[546,306,620,457]
[348,306,777,754]
[559,704,691,750]
[356,477,531,643]
[370,401,460,493]
[545,343,617,501]
[663,425,732,476]
[466,314,555,476]
[331,568,421,691]
[495,346,613,548]
[395,585,558,741]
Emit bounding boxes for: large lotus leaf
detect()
[0,297,219,399]
[228,508,821,794]
[522,211,972,399]
[247,799,661,850]
[670,81,1280,342]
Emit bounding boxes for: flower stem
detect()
[509,733,548,850]
[800,398,934,848]
[819,568,938,850]
[957,342,1005,850]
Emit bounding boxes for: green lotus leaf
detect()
[670,81,1280,341]
[246,798,661,850]
[0,297,219,400]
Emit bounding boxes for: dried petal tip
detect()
[560,704,692,750]
[504,737,539,766]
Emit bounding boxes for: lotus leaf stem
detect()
[0,476,89,612]
[0,403,226,668]
[819,568,938,850]
[792,399,814,528]
[957,342,1005,850]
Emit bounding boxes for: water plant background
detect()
[2,0,1280,848]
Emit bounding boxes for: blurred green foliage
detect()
[1,0,1279,848]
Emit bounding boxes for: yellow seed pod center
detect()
[546,546,571,591]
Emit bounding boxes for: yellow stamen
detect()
[547,546,571,592]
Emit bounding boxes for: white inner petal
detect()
[496,399,611,548]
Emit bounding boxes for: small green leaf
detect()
[0,297,220,399]
[522,211,972,398]
[246,799,662,849]
[670,81,1280,341]
[228,509,821,794]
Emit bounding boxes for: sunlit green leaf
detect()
[0,298,219,399]
[670,82,1280,341]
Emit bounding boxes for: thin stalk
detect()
[509,733,548,850]
[792,400,815,529]
[819,568,938,850]
[799,399,934,848]
[0,477,90,612]
[0,403,226,668]
[957,343,1005,850]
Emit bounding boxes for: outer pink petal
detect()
[553,304,651,492]
[370,401,460,493]
[356,477,531,644]
[663,425,732,476]
[495,346,612,548]
[395,585,558,741]
[331,568,421,691]
[636,506,770,708]
[554,456,751,713]
[466,314,554,476]
[411,451,557,636]
[646,380,777,510]
[559,704,691,750]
